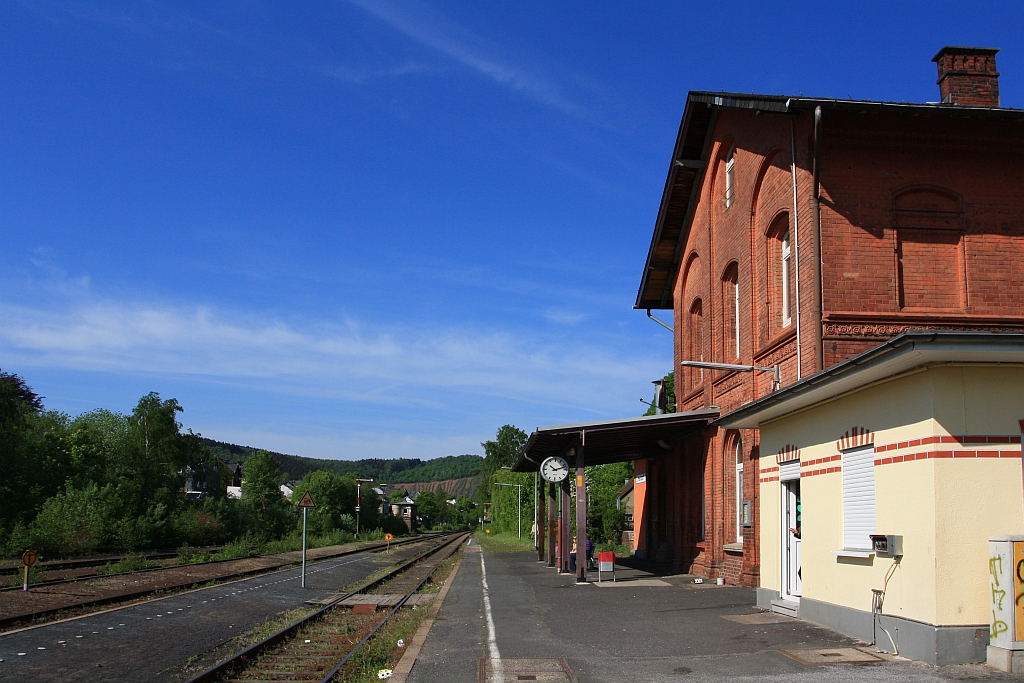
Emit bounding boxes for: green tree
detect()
[292,471,357,534]
[414,491,440,528]
[584,462,633,544]
[242,450,285,517]
[479,425,528,503]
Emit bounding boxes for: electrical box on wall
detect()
[870,534,903,557]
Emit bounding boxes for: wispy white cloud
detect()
[543,308,588,325]
[0,296,661,416]
[323,60,430,84]
[346,0,583,115]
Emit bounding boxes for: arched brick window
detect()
[767,214,794,334]
[687,298,704,391]
[895,188,964,310]
[721,262,740,361]
[724,147,736,209]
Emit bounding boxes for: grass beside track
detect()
[473,530,534,554]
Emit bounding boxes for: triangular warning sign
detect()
[297,491,316,508]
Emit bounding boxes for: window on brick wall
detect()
[734,436,744,544]
[687,299,703,391]
[721,263,740,361]
[781,230,793,325]
[894,189,963,310]
[724,147,736,209]
[768,214,794,334]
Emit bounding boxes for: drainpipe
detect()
[811,106,824,372]
[646,309,674,332]
[790,118,803,380]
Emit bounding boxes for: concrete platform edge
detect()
[391,539,469,682]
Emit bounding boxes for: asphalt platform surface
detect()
[0,548,398,681]
[407,540,1021,682]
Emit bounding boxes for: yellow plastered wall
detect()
[758,365,1024,626]
[758,465,780,592]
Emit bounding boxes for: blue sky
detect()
[2,1,1021,460]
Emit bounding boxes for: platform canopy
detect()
[510,409,719,472]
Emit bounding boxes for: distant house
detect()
[392,496,418,532]
[183,463,222,502]
[280,481,301,499]
[373,487,390,515]
[220,459,244,499]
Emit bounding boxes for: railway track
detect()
[0,533,446,630]
[187,531,469,683]
[0,546,222,586]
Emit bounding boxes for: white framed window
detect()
[781,229,792,326]
[724,148,736,209]
[841,444,876,551]
[735,439,744,543]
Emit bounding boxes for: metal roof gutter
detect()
[716,331,1024,429]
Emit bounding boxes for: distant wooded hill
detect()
[201,438,483,486]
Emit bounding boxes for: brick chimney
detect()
[932,46,1000,107]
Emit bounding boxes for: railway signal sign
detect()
[384,533,393,553]
[296,492,315,588]
[22,549,37,591]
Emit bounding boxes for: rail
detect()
[186,531,469,683]
[0,532,447,629]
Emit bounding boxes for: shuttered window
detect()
[842,444,876,551]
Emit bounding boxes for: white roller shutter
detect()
[842,444,876,551]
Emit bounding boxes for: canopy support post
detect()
[560,478,571,573]
[576,432,588,583]
[537,474,546,562]
[547,482,557,567]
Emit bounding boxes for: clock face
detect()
[540,456,570,483]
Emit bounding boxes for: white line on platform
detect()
[480,551,504,683]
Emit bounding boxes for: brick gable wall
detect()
[648,106,1023,587]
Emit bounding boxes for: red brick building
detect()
[633,46,1024,586]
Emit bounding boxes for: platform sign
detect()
[297,491,316,508]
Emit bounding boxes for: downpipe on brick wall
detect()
[811,106,824,373]
[790,118,803,380]
[646,309,674,332]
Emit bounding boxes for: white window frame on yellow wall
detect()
[840,444,876,552]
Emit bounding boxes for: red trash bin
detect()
[597,551,615,582]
